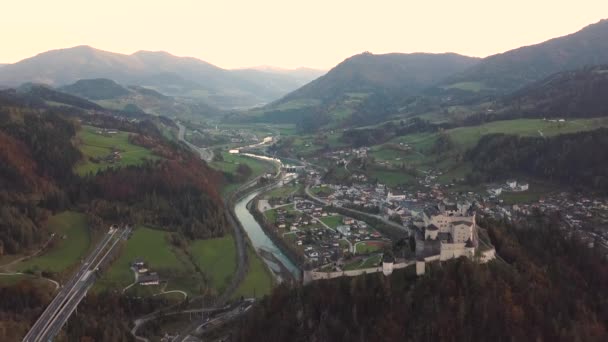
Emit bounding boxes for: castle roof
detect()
[426,224,439,231]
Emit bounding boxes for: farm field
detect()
[446,118,608,150]
[211,152,273,177]
[190,236,237,293]
[233,246,273,298]
[97,227,199,294]
[17,211,90,274]
[75,125,157,175]
[212,152,275,195]
[367,169,417,187]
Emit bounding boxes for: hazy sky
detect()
[2,0,608,69]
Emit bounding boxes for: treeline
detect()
[466,128,608,193]
[236,213,607,342]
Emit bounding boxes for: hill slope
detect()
[59,78,131,100]
[278,52,479,104]
[237,52,479,131]
[59,78,219,118]
[443,19,608,93]
[0,46,320,108]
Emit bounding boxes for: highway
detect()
[176,122,214,162]
[23,225,131,342]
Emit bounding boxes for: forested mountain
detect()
[59,78,131,100]
[466,128,608,193]
[231,52,479,131]
[237,214,608,342]
[456,65,608,126]
[60,78,220,118]
[0,46,321,108]
[500,65,608,119]
[276,52,479,104]
[442,19,608,94]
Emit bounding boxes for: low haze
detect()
[2,0,608,68]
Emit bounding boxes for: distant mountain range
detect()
[0,46,324,109]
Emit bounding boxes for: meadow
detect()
[233,246,273,298]
[446,118,608,150]
[189,236,237,293]
[75,125,157,176]
[96,227,199,294]
[18,211,90,274]
[319,215,343,229]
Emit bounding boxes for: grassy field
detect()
[97,227,199,294]
[75,125,157,175]
[190,236,237,293]
[320,215,343,229]
[342,254,382,270]
[262,184,298,199]
[355,241,385,254]
[212,152,275,195]
[446,118,608,150]
[212,152,274,177]
[359,254,382,268]
[368,169,417,187]
[233,246,273,298]
[18,211,90,273]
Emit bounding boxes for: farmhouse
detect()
[138,272,160,286]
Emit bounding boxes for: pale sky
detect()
[2,0,608,69]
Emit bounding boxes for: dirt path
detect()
[0,236,54,271]
[0,272,60,290]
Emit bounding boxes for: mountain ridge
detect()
[0,46,322,109]
[441,18,608,93]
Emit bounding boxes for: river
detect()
[234,190,301,282]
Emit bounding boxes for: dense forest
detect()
[236,213,608,342]
[466,128,608,193]
[0,109,81,254]
[0,92,227,256]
